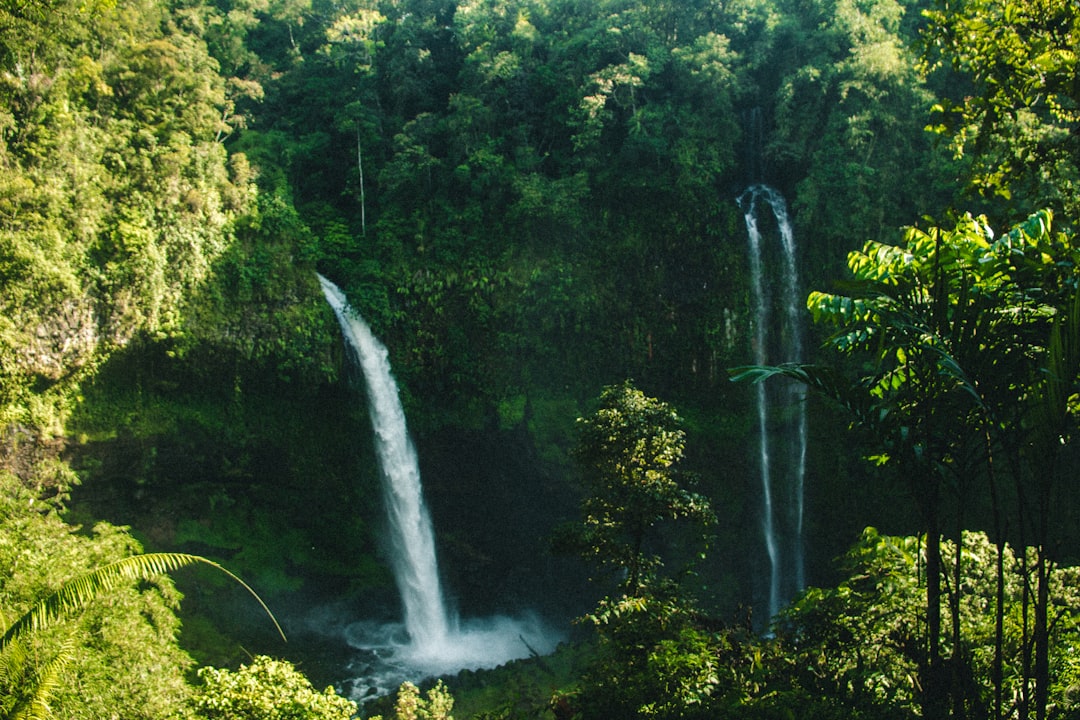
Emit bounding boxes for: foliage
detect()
[0,454,288,720]
[769,529,1080,720]
[558,383,733,718]
[1,552,283,652]
[922,0,1080,221]
[6,0,1080,718]
[766,0,958,266]
[566,381,715,595]
[447,642,593,720]
[369,680,454,720]
[555,526,1080,720]
[180,192,340,386]
[0,0,255,431]
[571,588,734,720]
[194,655,357,720]
[0,472,195,719]
[737,209,1080,718]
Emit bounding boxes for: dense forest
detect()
[1,0,1079,716]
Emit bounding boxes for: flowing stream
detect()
[738,186,808,621]
[318,274,559,698]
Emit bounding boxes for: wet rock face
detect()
[0,423,70,492]
[18,297,100,381]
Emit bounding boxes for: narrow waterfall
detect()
[738,185,808,621]
[318,274,452,652]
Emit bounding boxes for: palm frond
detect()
[1028,285,1080,453]
[7,636,75,720]
[0,552,286,652]
[730,362,875,424]
[0,637,31,720]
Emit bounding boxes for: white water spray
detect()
[318,274,561,696]
[738,185,808,620]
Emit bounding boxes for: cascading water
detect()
[318,274,560,698]
[319,274,451,651]
[737,185,808,622]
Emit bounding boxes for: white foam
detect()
[340,613,563,701]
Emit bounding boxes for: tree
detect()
[922,0,1080,222]
[0,470,284,720]
[368,680,454,720]
[767,528,1080,720]
[0,0,254,433]
[571,587,730,720]
[567,381,714,596]
[765,0,955,267]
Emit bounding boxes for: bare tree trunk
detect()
[985,424,1005,720]
[1034,545,1050,720]
[924,500,948,720]
[951,519,964,718]
[357,124,366,236]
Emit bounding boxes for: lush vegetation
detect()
[1,0,1078,716]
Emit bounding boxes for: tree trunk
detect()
[924,502,948,720]
[986,423,1005,720]
[1020,543,1031,720]
[1034,545,1049,720]
[951,523,965,719]
[356,124,366,237]
[993,534,1005,720]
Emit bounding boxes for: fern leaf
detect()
[0,553,286,652]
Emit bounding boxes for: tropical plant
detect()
[735,209,1080,719]
[195,655,357,720]
[1,552,283,653]
[565,380,715,596]
[0,544,284,720]
[0,472,287,720]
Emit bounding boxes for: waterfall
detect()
[319,274,452,652]
[738,185,808,621]
[318,274,561,696]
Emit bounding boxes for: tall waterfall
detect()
[738,185,808,621]
[319,274,452,651]
[318,274,560,695]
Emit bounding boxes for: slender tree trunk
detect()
[994,534,1005,718]
[951,514,965,718]
[925,500,948,720]
[1033,451,1056,720]
[356,124,366,237]
[1034,544,1050,720]
[985,424,1005,720]
[628,523,644,597]
[1020,543,1031,720]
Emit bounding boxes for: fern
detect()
[0,552,285,652]
[0,552,286,720]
